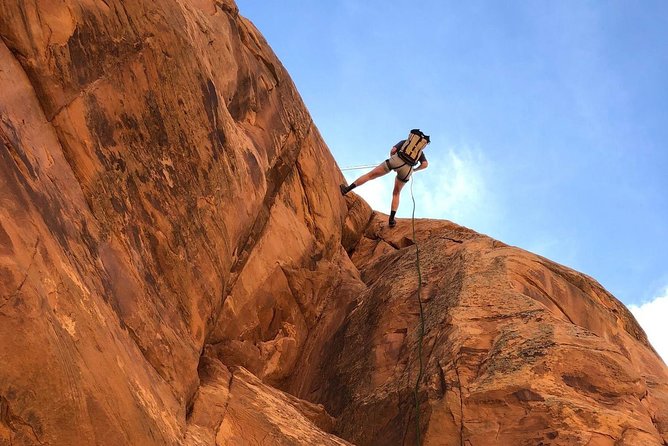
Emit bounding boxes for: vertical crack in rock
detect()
[208,121,314,338]
[294,158,315,233]
[454,358,465,446]
[10,238,39,299]
[214,369,236,436]
[641,394,665,443]
[437,359,447,398]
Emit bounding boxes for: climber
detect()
[340,129,430,227]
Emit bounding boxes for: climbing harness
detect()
[398,129,430,166]
[410,177,426,444]
[341,129,429,172]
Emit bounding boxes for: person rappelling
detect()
[340,129,430,227]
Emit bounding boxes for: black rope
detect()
[410,177,425,444]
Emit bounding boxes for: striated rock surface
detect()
[0,1,666,445]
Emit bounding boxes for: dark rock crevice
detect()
[207,122,314,343]
[0,396,45,446]
[9,238,39,300]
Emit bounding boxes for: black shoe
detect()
[388,218,397,228]
[340,184,348,196]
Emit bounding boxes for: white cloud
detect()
[343,146,497,232]
[629,288,668,364]
[412,148,490,222]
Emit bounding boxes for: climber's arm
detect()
[414,152,428,172]
[414,160,428,172]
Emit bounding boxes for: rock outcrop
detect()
[312,214,668,445]
[0,1,666,445]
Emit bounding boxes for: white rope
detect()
[340,163,381,171]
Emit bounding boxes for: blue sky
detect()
[235,1,667,356]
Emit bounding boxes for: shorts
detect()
[383,154,413,182]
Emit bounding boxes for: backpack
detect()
[397,129,430,166]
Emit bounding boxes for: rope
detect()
[340,163,380,171]
[410,177,425,444]
[343,159,426,441]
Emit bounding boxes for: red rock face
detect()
[0,1,666,445]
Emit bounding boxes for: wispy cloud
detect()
[629,287,668,364]
[412,148,491,222]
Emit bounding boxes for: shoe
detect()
[388,218,397,228]
[340,184,348,196]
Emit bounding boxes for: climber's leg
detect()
[340,161,390,195]
[389,177,406,227]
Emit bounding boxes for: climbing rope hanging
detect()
[410,177,426,444]
[341,159,426,442]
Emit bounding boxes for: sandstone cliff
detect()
[0,1,666,445]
